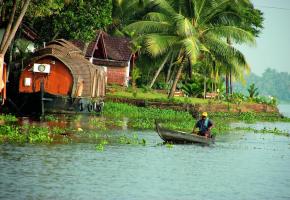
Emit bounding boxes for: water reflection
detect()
[1,105,290,199]
[1,129,290,200]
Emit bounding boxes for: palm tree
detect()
[111,0,152,35]
[124,0,200,97]
[124,0,256,98]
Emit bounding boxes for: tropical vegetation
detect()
[235,68,290,102]
[1,0,264,101]
[117,0,263,98]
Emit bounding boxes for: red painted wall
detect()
[19,57,73,96]
[107,66,127,86]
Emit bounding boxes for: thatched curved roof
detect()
[28,39,105,97]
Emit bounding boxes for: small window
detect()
[24,78,31,86]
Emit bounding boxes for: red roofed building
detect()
[72,31,136,87]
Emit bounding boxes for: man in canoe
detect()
[193,112,213,138]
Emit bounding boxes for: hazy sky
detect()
[239,0,290,75]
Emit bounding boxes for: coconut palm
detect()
[124,0,256,98]
[111,0,153,35]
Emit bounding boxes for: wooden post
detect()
[40,80,44,116]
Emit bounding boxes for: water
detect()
[278,104,290,118]
[1,105,290,200]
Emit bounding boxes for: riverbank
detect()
[106,87,279,113]
[1,102,289,145]
[106,96,279,113]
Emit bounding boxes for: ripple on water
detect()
[1,129,290,199]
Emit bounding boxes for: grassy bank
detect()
[106,87,279,113]
[103,102,290,135]
[1,102,289,145]
[107,88,208,104]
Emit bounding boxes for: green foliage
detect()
[30,0,112,42]
[132,67,141,83]
[224,91,277,106]
[0,114,18,122]
[96,139,108,152]
[103,101,194,131]
[235,69,290,102]
[153,81,170,90]
[51,126,66,135]
[165,142,174,148]
[248,83,259,98]
[0,124,53,144]
[89,118,108,131]
[181,82,203,97]
[233,126,289,137]
[107,87,209,104]
[239,112,256,123]
[122,0,262,93]
[119,134,146,145]
[42,114,59,122]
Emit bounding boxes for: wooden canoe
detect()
[155,122,215,145]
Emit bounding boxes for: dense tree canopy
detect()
[1,0,266,101]
[29,0,112,42]
[123,0,260,97]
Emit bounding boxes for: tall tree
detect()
[0,0,31,95]
[124,0,256,98]
[224,0,263,95]
[30,0,112,42]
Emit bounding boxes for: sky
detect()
[239,0,290,75]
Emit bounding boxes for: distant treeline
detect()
[234,68,290,102]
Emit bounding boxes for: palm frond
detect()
[143,12,169,22]
[174,13,196,37]
[199,0,231,25]
[145,34,179,57]
[123,21,172,35]
[205,25,256,45]
[180,36,199,63]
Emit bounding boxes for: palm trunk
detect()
[166,54,174,83]
[226,37,232,96]
[225,73,229,96]
[230,68,233,94]
[188,58,192,80]
[149,54,169,88]
[168,63,184,98]
[203,77,207,99]
[131,58,136,89]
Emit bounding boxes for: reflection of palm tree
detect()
[124,0,255,98]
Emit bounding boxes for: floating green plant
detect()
[96,139,109,152]
[89,118,107,131]
[119,134,146,145]
[0,124,53,144]
[51,126,66,135]
[0,114,18,122]
[165,142,174,148]
[41,114,59,122]
[233,126,289,136]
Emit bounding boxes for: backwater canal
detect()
[0,105,290,200]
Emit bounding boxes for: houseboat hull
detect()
[18,91,103,116]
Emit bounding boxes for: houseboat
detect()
[17,39,106,115]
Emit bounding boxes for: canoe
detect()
[155,122,215,145]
